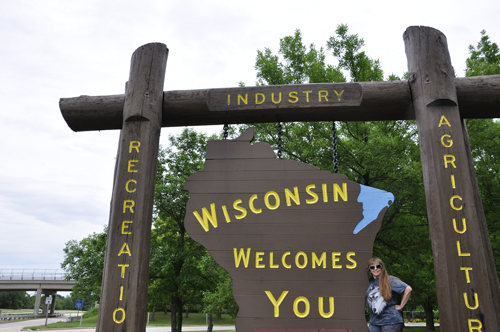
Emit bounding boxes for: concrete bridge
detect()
[0,269,76,315]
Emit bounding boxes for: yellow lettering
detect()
[444,154,456,168]
[119,286,123,301]
[318,297,334,318]
[457,241,471,256]
[288,91,298,103]
[269,252,279,268]
[318,90,328,102]
[255,252,265,268]
[441,134,453,147]
[451,174,456,189]
[322,183,328,202]
[238,94,248,105]
[129,141,140,153]
[193,203,218,232]
[233,199,247,219]
[222,205,231,223]
[295,252,308,269]
[302,90,312,102]
[333,182,348,202]
[233,248,251,268]
[332,252,342,268]
[265,290,289,317]
[227,94,230,105]
[463,292,479,310]
[264,191,280,210]
[272,92,282,104]
[128,160,138,172]
[121,220,133,234]
[249,194,262,214]
[255,93,265,104]
[450,195,463,210]
[461,267,473,283]
[346,252,357,269]
[123,200,135,213]
[305,184,318,204]
[125,179,137,193]
[312,252,326,268]
[438,115,452,127]
[293,296,310,318]
[334,90,344,101]
[118,264,129,278]
[113,307,126,324]
[118,242,132,256]
[468,318,483,331]
[285,187,300,206]
[282,252,291,268]
[453,218,467,234]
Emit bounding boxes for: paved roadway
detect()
[0,317,234,332]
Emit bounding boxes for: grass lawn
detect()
[26,312,235,330]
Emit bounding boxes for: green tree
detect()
[153,128,221,332]
[61,228,107,304]
[465,30,500,279]
[465,30,500,76]
[200,252,238,332]
[0,291,33,309]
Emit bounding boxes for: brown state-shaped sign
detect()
[184,128,394,332]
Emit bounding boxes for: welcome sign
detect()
[184,128,394,332]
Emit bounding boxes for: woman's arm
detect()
[395,285,412,311]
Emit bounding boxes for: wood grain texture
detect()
[208,84,362,111]
[96,43,168,332]
[183,128,394,332]
[404,26,500,332]
[58,75,499,131]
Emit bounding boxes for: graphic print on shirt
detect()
[367,283,386,314]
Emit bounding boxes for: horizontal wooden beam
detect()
[59,75,500,132]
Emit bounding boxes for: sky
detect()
[1,0,499,276]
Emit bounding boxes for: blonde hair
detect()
[367,257,392,301]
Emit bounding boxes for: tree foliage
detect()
[465,30,500,76]
[61,227,107,304]
[465,30,500,278]
[152,128,233,332]
[0,291,34,309]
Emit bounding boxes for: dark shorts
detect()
[369,323,404,332]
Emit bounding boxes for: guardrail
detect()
[0,269,68,281]
[0,313,65,321]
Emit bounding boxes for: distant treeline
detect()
[0,291,93,310]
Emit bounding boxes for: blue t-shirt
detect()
[366,276,408,325]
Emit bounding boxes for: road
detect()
[0,318,233,332]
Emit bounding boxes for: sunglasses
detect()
[369,264,382,270]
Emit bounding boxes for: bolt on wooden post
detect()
[95,43,168,332]
[404,26,500,332]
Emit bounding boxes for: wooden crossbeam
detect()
[60,75,500,132]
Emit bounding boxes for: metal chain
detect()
[277,123,282,159]
[332,121,338,173]
[223,123,229,139]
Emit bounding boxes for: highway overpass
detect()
[0,269,76,315]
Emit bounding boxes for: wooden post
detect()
[404,26,500,332]
[95,43,168,332]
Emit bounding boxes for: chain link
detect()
[332,121,338,173]
[223,123,229,139]
[277,123,282,159]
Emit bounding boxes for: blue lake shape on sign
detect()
[353,185,394,234]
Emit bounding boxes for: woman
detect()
[366,258,412,332]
